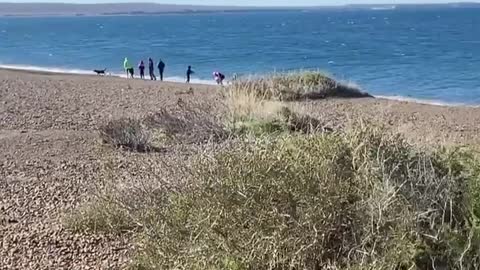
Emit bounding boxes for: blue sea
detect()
[1,8,479,105]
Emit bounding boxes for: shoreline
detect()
[0,65,217,86]
[0,66,476,108]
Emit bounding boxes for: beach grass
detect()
[229,70,371,101]
[66,72,480,270]
[70,125,480,270]
[99,118,153,152]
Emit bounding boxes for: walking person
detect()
[148,58,156,80]
[123,57,134,78]
[157,59,165,81]
[186,65,194,83]
[138,60,145,79]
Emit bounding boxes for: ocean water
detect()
[1,8,480,105]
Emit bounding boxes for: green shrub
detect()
[225,101,327,137]
[227,118,288,136]
[130,126,480,270]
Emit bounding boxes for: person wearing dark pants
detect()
[123,57,134,78]
[157,59,165,81]
[186,65,194,83]
[148,58,156,80]
[138,60,145,79]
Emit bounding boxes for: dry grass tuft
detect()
[224,85,284,122]
[280,106,331,133]
[143,104,227,144]
[225,84,330,136]
[230,71,371,101]
[99,118,152,152]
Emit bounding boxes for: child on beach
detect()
[186,66,194,83]
[148,58,156,81]
[124,57,134,79]
[213,71,225,85]
[138,60,145,79]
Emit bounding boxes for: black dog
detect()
[93,68,107,75]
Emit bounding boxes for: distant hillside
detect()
[345,2,480,10]
[0,2,479,16]
[0,3,268,16]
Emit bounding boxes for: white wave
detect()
[162,76,217,85]
[0,64,216,85]
[0,64,93,75]
[371,6,396,10]
[375,95,479,108]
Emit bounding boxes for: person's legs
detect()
[159,70,163,81]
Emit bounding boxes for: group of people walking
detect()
[122,57,225,85]
[123,57,165,81]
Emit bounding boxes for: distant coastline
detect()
[0,2,479,17]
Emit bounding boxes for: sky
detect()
[3,0,480,6]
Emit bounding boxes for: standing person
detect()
[157,59,165,81]
[186,65,194,83]
[148,58,156,80]
[138,60,145,79]
[124,57,134,78]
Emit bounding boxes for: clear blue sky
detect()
[5,0,480,6]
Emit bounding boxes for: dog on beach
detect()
[93,68,107,75]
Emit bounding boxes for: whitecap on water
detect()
[328,60,335,64]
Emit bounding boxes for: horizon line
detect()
[1,1,480,7]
